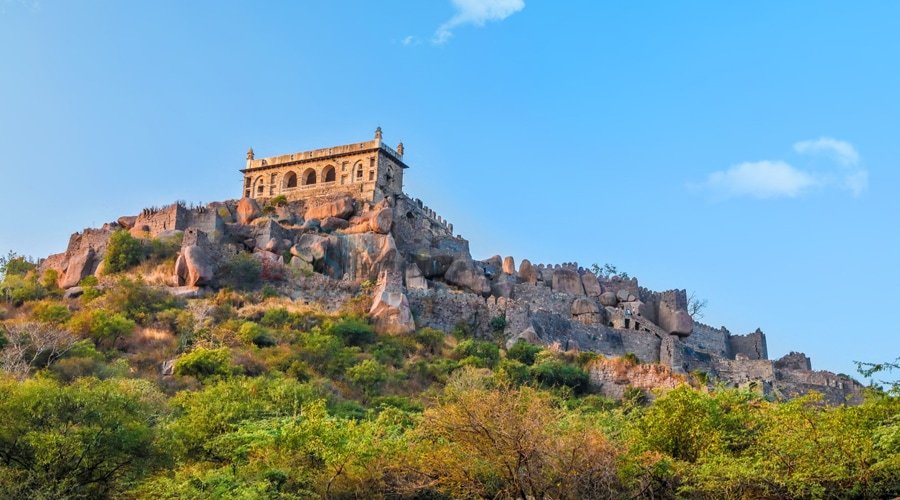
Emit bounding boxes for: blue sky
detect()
[1,1,898,378]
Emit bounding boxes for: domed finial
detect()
[374,126,383,140]
[246,147,254,160]
[396,142,404,156]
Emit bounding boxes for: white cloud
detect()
[401,35,420,46]
[433,0,525,44]
[793,137,860,166]
[699,161,817,199]
[695,138,868,200]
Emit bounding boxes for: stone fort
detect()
[241,127,407,204]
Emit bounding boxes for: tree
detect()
[0,251,36,280]
[688,291,708,320]
[0,322,77,379]
[590,262,630,280]
[104,230,143,273]
[0,377,166,498]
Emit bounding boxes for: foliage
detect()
[268,194,288,207]
[856,356,900,394]
[217,252,262,290]
[68,308,136,345]
[452,339,500,368]
[104,229,144,273]
[347,359,389,394]
[0,322,78,379]
[329,317,376,346]
[414,327,445,356]
[30,300,71,324]
[0,251,37,279]
[1,272,47,305]
[238,321,277,347]
[173,347,236,381]
[104,276,180,324]
[590,262,630,279]
[0,377,166,498]
[488,314,507,333]
[530,359,590,394]
[507,339,542,365]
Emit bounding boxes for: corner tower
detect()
[241,127,408,203]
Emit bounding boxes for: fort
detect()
[241,127,407,204]
[37,129,865,404]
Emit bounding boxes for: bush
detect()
[489,315,508,333]
[268,195,288,207]
[530,360,590,394]
[238,321,277,348]
[330,317,376,347]
[105,277,180,324]
[104,230,143,273]
[346,359,389,394]
[1,273,47,305]
[41,269,60,291]
[31,301,71,324]
[68,309,136,345]
[0,251,37,278]
[415,327,446,356]
[507,340,542,366]
[217,252,262,290]
[173,347,236,381]
[453,339,500,369]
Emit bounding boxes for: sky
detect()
[1,0,898,379]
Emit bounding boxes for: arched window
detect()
[284,171,298,189]
[302,168,317,186]
[323,165,336,183]
[355,164,364,181]
[254,176,264,196]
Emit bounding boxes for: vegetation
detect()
[0,268,897,498]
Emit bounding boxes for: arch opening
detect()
[302,168,317,186]
[323,165,336,183]
[284,171,297,188]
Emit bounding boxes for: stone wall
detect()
[729,329,768,360]
[134,204,187,237]
[684,321,731,358]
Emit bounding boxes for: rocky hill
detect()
[37,189,863,404]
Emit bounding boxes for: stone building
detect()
[241,127,407,203]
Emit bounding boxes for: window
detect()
[323,165,336,183]
[302,168,317,185]
[369,170,375,181]
[284,171,297,188]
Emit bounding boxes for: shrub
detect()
[155,308,194,337]
[105,277,180,324]
[507,340,542,366]
[69,309,136,345]
[31,301,71,324]
[497,358,530,384]
[0,251,37,278]
[104,230,143,273]
[622,352,640,365]
[330,317,376,347]
[41,269,60,291]
[146,233,183,262]
[530,360,590,394]
[489,315,508,333]
[217,252,262,290]
[268,195,288,207]
[238,322,277,348]
[453,339,500,369]
[1,273,47,305]
[347,359,389,394]
[173,347,236,381]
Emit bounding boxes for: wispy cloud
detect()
[693,137,868,200]
[433,0,525,44]
[401,35,421,46]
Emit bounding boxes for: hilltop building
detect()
[241,127,407,203]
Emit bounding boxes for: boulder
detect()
[599,291,618,307]
[502,256,516,276]
[581,271,602,297]
[129,225,151,238]
[370,207,393,234]
[263,237,279,253]
[180,245,215,287]
[274,206,296,225]
[616,289,631,303]
[481,255,502,278]
[571,297,604,325]
[490,274,516,299]
[412,250,456,278]
[404,263,427,291]
[369,278,416,335]
[321,216,349,232]
[444,258,491,297]
[551,268,584,295]
[236,197,261,225]
[659,307,693,337]
[301,219,321,232]
[305,193,355,221]
[117,215,137,229]
[518,259,538,284]
[505,325,540,349]
[170,286,204,299]
[174,252,188,285]
[61,248,95,289]
[63,286,84,299]
[290,256,313,273]
[296,233,329,261]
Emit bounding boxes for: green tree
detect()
[173,347,236,382]
[347,359,388,394]
[104,229,143,273]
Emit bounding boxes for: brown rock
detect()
[502,256,516,275]
[599,291,618,307]
[236,197,261,225]
[404,263,427,291]
[321,216,349,232]
[181,245,215,287]
[518,259,538,284]
[551,268,584,295]
[61,248,95,289]
[305,193,355,221]
[117,216,137,229]
[581,271,602,297]
[369,279,416,335]
[444,258,491,297]
[370,207,393,234]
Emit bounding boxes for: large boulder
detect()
[490,274,516,299]
[518,259,538,284]
[551,268,584,295]
[321,216,349,232]
[177,245,215,287]
[370,207,393,234]
[404,263,427,291]
[444,258,491,297]
[236,197,261,225]
[369,277,416,335]
[599,291,618,307]
[305,193,355,221]
[502,256,516,276]
[659,306,693,337]
[571,297,604,325]
[117,215,137,230]
[505,325,541,349]
[581,271,602,297]
[60,248,95,289]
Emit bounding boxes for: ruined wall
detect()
[729,329,768,360]
[775,351,812,371]
[134,204,188,237]
[684,321,731,358]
